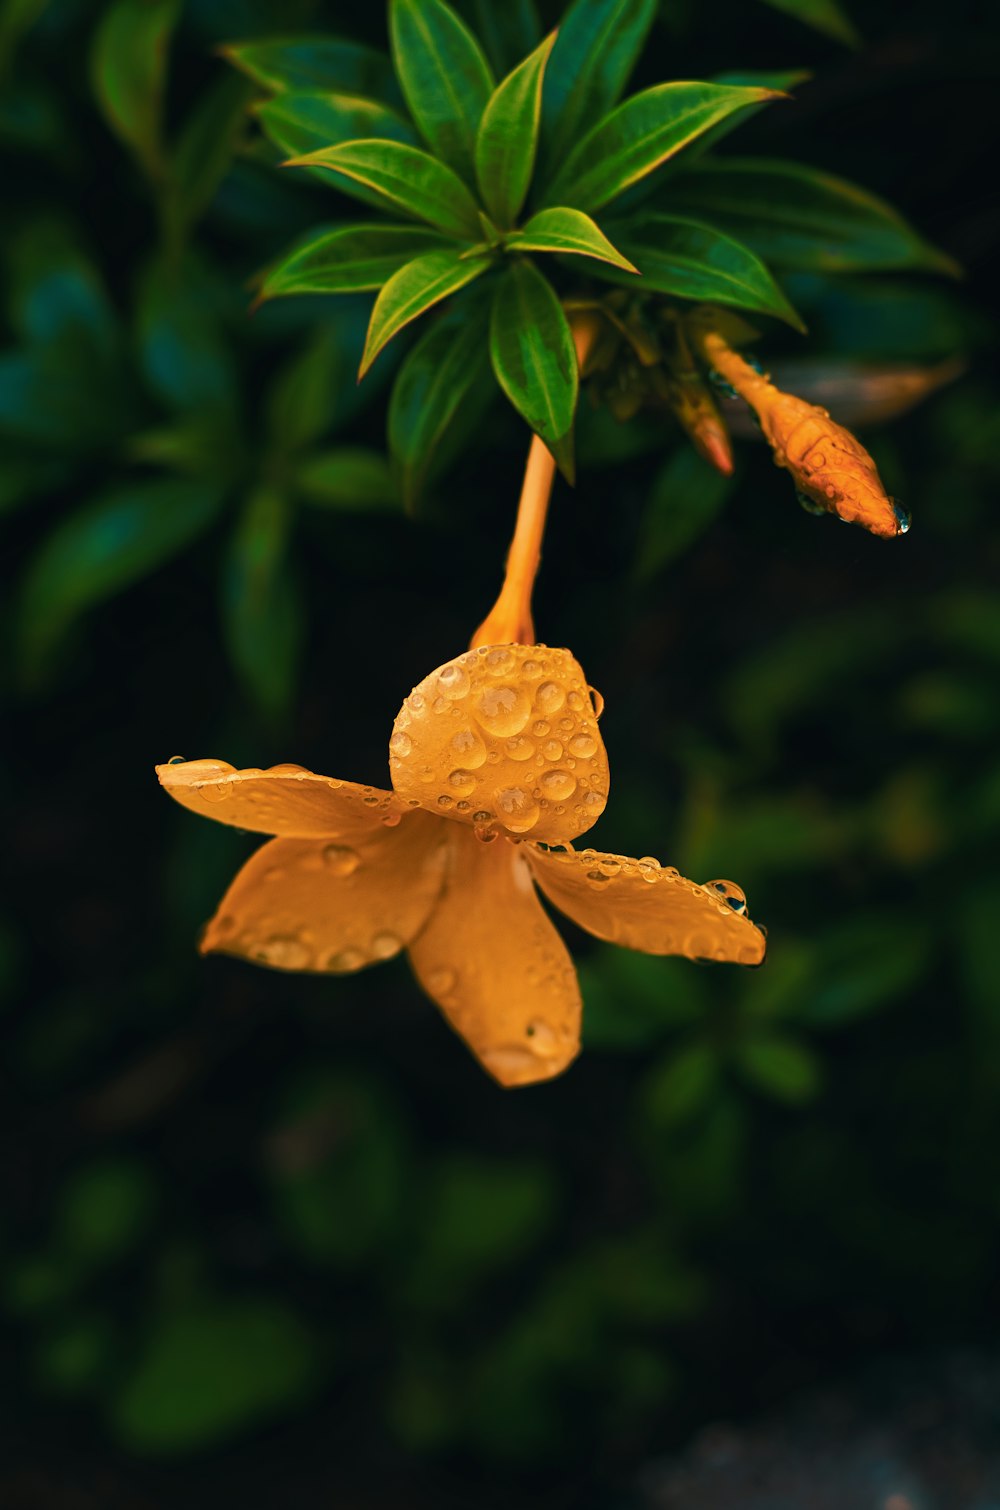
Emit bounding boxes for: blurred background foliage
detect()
[2,0,998,1504]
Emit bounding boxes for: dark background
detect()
[2,0,999,1505]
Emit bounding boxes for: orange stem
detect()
[470,312,601,650]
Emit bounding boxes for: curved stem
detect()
[470,311,601,650]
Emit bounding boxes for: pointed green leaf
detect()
[474,32,554,227]
[600,213,805,328]
[670,68,808,171]
[360,248,491,376]
[490,260,577,473]
[263,224,452,298]
[545,81,781,212]
[223,487,302,722]
[169,74,252,238]
[90,0,179,179]
[256,91,417,159]
[668,158,959,276]
[756,0,859,47]
[456,0,540,77]
[538,0,656,181]
[297,448,398,511]
[388,292,492,509]
[506,206,637,271]
[285,140,482,238]
[17,479,224,683]
[389,0,494,184]
[223,35,401,105]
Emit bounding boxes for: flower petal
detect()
[527,845,766,965]
[156,758,405,839]
[408,828,581,1088]
[389,643,609,845]
[201,810,448,972]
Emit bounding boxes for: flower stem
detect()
[470,312,601,649]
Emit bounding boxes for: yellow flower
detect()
[157,639,765,1088]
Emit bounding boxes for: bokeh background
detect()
[3,0,999,1505]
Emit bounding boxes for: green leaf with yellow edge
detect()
[256,91,417,162]
[756,0,859,47]
[297,447,398,511]
[223,487,302,721]
[285,140,482,239]
[545,81,781,213]
[538,0,656,181]
[490,259,578,476]
[736,1034,821,1103]
[506,206,637,271]
[90,0,179,179]
[668,157,959,276]
[389,0,494,185]
[263,224,452,298]
[388,290,492,509]
[601,214,805,328]
[17,479,223,684]
[360,248,491,376]
[475,31,555,227]
[223,34,400,104]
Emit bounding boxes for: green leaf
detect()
[601,214,804,327]
[756,0,859,47]
[168,73,252,240]
[285,140,482,238]
[490,259,577,475]
[668,158,959,276]
[136,254,238,421]
[634,448,734,582]
[506,206,637,270]
[223,34,401,105]
[538,0,656,182]
[545,81,780,213]
[18,479,224,682]
[643,1043,720,1126]
[223,487,302,721]
[255,90,417,161]
[475,32,555,227]
[389,0,494,185]
[736,1035,821,1104]
[456,0,540,77]
[111,1298,316,1450]
[262,224,451,298]
[360,248,491,376]
[297,447,398,511]
[90,0,179,180]
[266,327,345,452]
[388,291,492,509]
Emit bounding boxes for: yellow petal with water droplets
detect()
[526,845,767,965]
[200,810,448,972]
[408,827,581,1088]
[156,759,406,840]
[389,643,609,844]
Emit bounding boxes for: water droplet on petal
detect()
[256,936,312,969]
[437,664,470,700]
[427,966,456,995]
[167,755,186,765]
[533,720,551,737]
[637,856,661,882]
[703,878,747,914]
[892,500,911,534]
[525,1019,561,1057]
[201,781,234,803]
[485,647,515,674]
[542,739,563,761]
[496,786,540,835]
[448,769,478,796]
[382,810,402,828]
[389,731,412,758]
[325,947,366,972]
[540,769,576,801]
[475,684,531,737]
[568,733,597,757]
[588,686,605,718]
[505,736,535,761]
[451,728,488,768]
[371,931,402,960]
[535,682,565,715]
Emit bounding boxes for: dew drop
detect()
[535,682,565,715]
[427,966,456,995]
[323,844,361,876]
[389,731,412,758]
[325,947,366,972]
[637,856,661,882]
[892,500,911,534]
[542,739,563,761]
[450,728,488,768]
[437,663,470,700]
[382,810,402,828]
[567,691,584,712]
[475,684,530,736]
[532,720,551,737]
[485,647,515,674]
[505,736,534,761]
[588,686,605,718]
[201,781,234,803]
[437,794,454,808]
[496,786,540,835]
[472,809,493,823]
[704,878,747,914]
[448,768,477,796]
[409,692,425,711]
[167,754,185,765]
[525,1019,561,1057]
[521,659,542,679]
[474,823,498,844]
[540,769,576,801]
[568,733,597,758]
[796,489,826,516]
[256,936,312,969]
[371,930,402,960]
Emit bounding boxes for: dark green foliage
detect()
[2,0,998,1505]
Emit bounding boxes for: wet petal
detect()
[408,828,581,1088]
[527,845,766,965]
[389,643,608,845]
[201,809,448,972]
[157,759,405,839]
